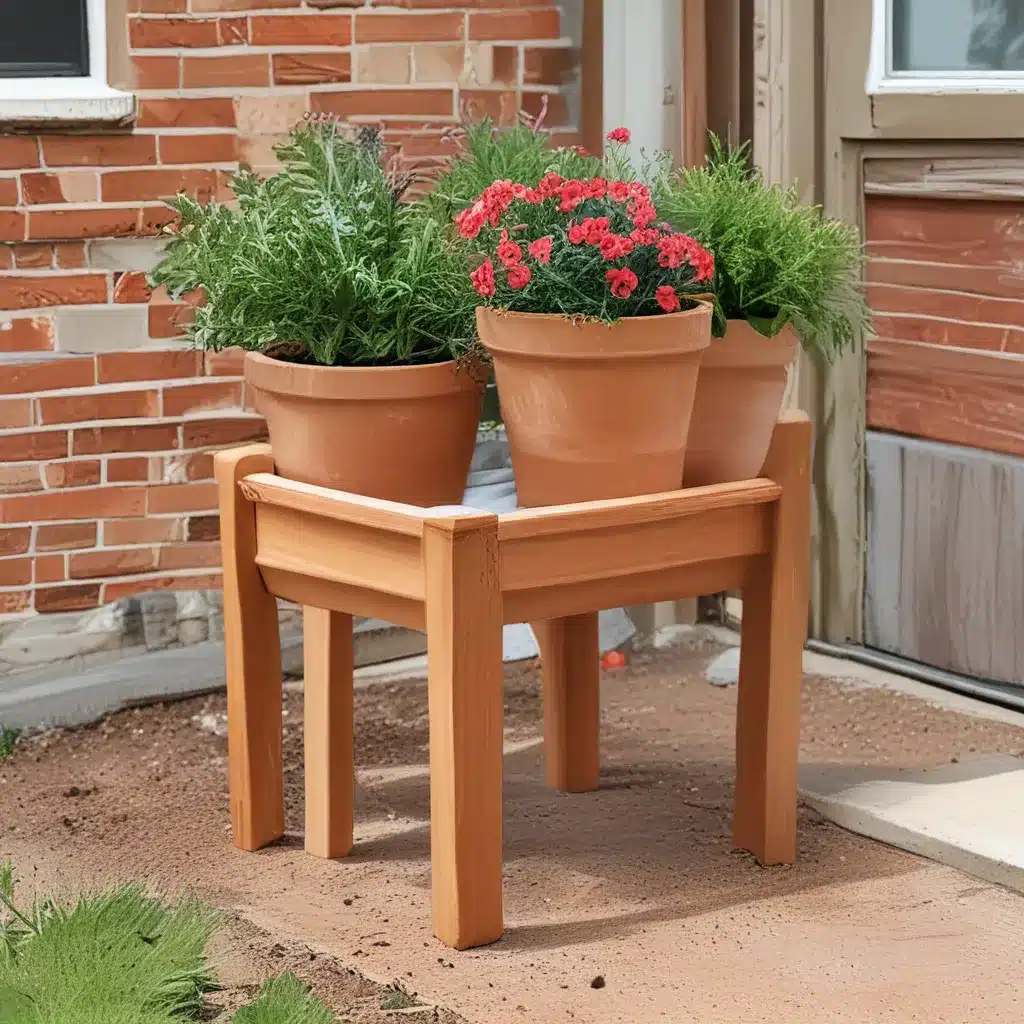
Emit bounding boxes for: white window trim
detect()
[0,0,133,123]
[867,0,1024,94]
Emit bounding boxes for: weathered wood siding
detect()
[865,431,1024,685]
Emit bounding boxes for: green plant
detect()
[150,119,477,368]
[0,727,18,761]
[379,984,419,1011]
[0,869,219,1024]
[656,135,869,357]
[457,129,714,321]
[232,971,334,1024]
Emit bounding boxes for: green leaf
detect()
[746,312,789,338]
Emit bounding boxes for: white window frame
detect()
[867,0,1024,94]
[0,0,133,123]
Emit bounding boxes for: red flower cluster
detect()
[606,267,638,298]
[606,127,631,144]
[656,233,715,282]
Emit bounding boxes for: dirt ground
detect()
[2,634,1024,1023]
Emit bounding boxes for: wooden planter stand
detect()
[215,413,811,951]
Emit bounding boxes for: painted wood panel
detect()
[864,431,1024,687]
[867,340,1024,458]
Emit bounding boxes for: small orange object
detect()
[601,650,626,670]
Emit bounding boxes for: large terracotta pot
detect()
[477,305,711,507]
[682,319,798,487]
[244,352,483,505]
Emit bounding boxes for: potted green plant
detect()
[657,136,869,486]
[150,119,483,506]
[462,127,716,507]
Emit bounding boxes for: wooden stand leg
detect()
[535,613,600,793]
[423,511,504,950]
[215,444,284,852]
[303,607,354,859]
[733,414,812,865]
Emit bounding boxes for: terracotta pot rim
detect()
[244,351,480,400]
[477,303,711,361]
[701,320,798,370]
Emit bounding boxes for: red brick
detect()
[0,247,11,269]
[162,380,242,416]
[73,423,179,456]
[70,546,157,579]
[157,541,221,570]
[36,521,97,550]
[35,583,101,612]
[22,170,99,205]
[182,55,270,88]
[130,0,187,12]
[0,316,54,352]
[0,557,33,587]
[0,526,30,556]
[469,9,560,40]
[0,213,26,242]
[1,485,146,524]
[38,389,159,426]
[0,356,95,395]
[12,243,53,269]
[103,169,215,204]
[34,554,66,583]
[104,517,184,545]
[139,99,236,129]
[43,460,102,488]
[0,137,39,170]
[0,179,18,206]
[523,46,572,85]
[148,481,218,514]
[185,452,215,480]
[203,348,245,376]
[27,208,137,241]
[55,243,87,269]
[461,89,519,125]
[250,13,352,45]
[148,302,192,339]
[0,430,68,462]
[218,16,249,43]
[186,513,219,540]
[191,0,298,8]
[521,89,568,126]
[355,12,462,42]
[272,53,351,85]
[112,271,153,304]
[0,590,30,613]
[181,416,266,448]
[131,55,181,90]
[0,274,107,311]
[40,135,157,168]
[102,571,221,603]
[0,399,33,429]
[311,89,454,118]
[106,456,152,483]
[157,134,238,166]
[98,349,200,383]
[129,16,219,47]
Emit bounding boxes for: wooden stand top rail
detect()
[228,414,807,631]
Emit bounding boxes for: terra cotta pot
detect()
[477,304,711,507]
[244,352,483,505]
[682,319,798,487]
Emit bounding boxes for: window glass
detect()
[892,0,1024,72]
[0,2,90,79]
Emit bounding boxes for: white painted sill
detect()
[0,79,134,125]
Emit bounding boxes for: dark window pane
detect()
[0,2,90,78]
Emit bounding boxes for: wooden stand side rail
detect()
[214,413,811,951]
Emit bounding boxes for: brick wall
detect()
[0,0,573,618]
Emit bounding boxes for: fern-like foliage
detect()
[150,120,477,367]
[656,136,870,359]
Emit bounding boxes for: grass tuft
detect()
[379,984,419,1011]
[0,727,19,761]
[232,971,334,1024]
[0,872,219,1024]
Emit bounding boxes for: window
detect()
[868,0,1024,92]
[0,1,133,123]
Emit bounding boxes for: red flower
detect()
[507,263,532,289]
[628,182,651,203]
[538,172,565,198]
[629,201,657,229]
[605,267,638,299]
[630,228,662,246]
[528,236,553,263]
[606,127,631,144]
[455,202,486,240]
[559,179,586,212]
[470,258,496,298]
[608,180,631,203]
[586,177,607,199]
[496,229,523,269]
[571,145,590,157]
[655,285,681,313]
[581,216,610,244]
[567,221,586,245]
[656,233,715,281]
[599,233,634,261]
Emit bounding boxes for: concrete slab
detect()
[800,755,1024,894]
